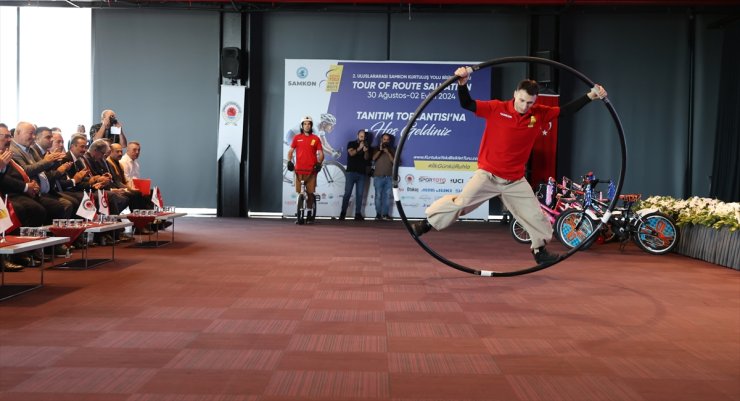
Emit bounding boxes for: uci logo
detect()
[296,67,309,79]
[450,178,464,184]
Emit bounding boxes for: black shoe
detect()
[354,214,364,221]
[338,213,345,221]
[2,259,25,272]
[375,214,382,221]
[533,247,560,265]
[383,215,392,221]
[412,219,432,237]
[12,254,38,268]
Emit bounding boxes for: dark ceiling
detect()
[4,0,740,12]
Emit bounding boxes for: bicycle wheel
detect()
[633,211,678,254]
[296,193,305,225]
[509,218,531,244]
[317,161,346,192]
[307,194,317,223]
[555,209,596,249]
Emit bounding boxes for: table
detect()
[51,221,133,270]
[0,236,69,301]
[125,212,187,248]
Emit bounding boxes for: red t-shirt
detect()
[475,99,560,181]
[290,133,323,174]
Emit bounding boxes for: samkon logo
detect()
[289,67,318,87]
[419,176,446,184]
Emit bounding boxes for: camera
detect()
[109,116,118,126]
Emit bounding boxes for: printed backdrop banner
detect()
[283,60,491,219]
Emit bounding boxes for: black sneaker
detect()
[338,213,345,221]
[375,214,382,221]
[354,214,364,221]
[533,247,559,265]
[412,219,432,237]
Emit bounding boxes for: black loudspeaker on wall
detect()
[221,47,241,79]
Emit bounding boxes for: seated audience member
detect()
[0,128,47,226]
[81,139,129,215]
[63,134,102,191]
[50,129,66,153]
[107,143,151,210]
[0,127,49,269]
[0,123,9,139]
[119,140,141,185]
[80,139,130,245]
[10,122,74,222]
[30,126,84,210]
[91,109,128,147]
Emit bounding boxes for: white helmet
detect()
[320,113,336,125]
[300,115,313,133]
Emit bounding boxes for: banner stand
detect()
[217,85,246,217]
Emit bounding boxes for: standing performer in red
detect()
[287,116,324,223]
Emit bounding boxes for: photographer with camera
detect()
[372,133,395,220]
[339,129,371,221]
[91,109,128,147]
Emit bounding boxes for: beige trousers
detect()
[425,169,552,249]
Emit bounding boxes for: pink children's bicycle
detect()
[509,177,580,244]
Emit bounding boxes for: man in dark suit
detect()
[63,134,113,195]
[10,122,73,222]
[0,128,49,270]
[0,128,46,227]
[81,139,128,215]
[30,126,84,210]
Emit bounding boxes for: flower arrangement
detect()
[638,196,740,232]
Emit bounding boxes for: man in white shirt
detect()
[119,141,141,186]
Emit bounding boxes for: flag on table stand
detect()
[0,195,20,235]
[97,189,110,216]
[151,186,164,209]
[77,190,97,220]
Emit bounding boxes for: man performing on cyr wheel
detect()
[412,66,607,265]
[287,116,324,224]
